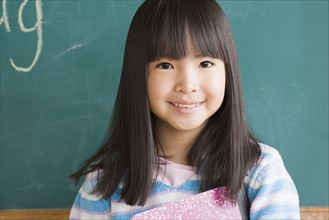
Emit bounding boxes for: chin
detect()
[172,120,208,132]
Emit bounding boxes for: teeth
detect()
[172,102,201,108]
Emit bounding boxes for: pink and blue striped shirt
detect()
[70,144,300,219]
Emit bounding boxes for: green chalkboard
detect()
[1,0,328,209]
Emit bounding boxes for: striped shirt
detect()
[70,144,300,219]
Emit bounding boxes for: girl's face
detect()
[147,54,226,133]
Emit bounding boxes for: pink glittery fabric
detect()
[131,187,241,220]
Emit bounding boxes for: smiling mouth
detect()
[170,102,203,108]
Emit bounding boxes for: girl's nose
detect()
[174,69,199,94]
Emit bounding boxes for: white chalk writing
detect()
[1,0,43,73]
[0,0,10,32]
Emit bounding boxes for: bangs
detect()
[145,0,225,62]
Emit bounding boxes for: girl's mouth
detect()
[169,101,204,114]
[170,102,202,108]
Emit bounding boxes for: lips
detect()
[170,102,202,108]
[169,101,204,114]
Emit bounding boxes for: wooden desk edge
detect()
[0,207,328,220]
[0,209,69,220]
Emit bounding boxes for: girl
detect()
[70,0,300,219]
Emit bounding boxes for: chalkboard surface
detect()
[1,0,328,209]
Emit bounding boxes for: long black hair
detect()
[71,0,260,206]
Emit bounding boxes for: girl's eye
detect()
[157,62,173,69]
[199,61,214,68]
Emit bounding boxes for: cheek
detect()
[203,74,226,113]
[205,73,226,100]
[147,76,171,105]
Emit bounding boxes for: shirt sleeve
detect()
[69,171,111,220]
[245,144,300,220]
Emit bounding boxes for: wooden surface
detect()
[300,207,329,220]
[0,209,70,220]
[0,207,328,219]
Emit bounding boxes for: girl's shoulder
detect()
[245,143,293,187]
[80,170,103,195]
[257,143,282,163]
